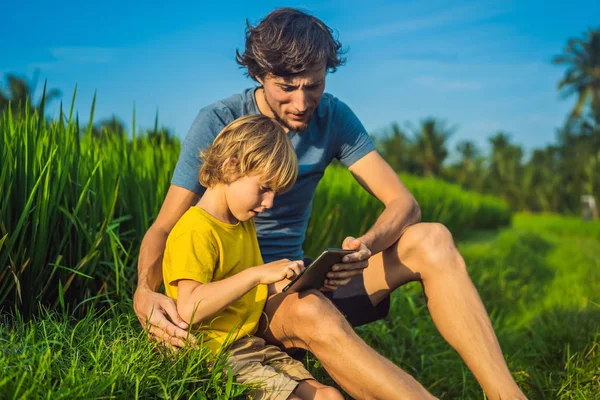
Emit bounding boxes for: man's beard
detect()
[263,91,311,132]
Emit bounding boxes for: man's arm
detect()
[348,150,421,255]
[133,184,199,347]
[326,151,421,286]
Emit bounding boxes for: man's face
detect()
[258,65,327,132]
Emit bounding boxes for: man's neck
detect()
[196,186,238,224]
[253,87,290,133]
[254,87,270,117]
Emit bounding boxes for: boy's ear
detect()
[221,156,239,174]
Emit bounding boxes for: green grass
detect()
[1,213,598,399]
[0,307,251,399]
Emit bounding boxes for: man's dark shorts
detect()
[303,257,390,327]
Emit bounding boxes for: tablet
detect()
[282,248,354,293]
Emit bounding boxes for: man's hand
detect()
[133,287,195,348]
[324,236,371,288]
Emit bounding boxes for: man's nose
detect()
[262,192,275,209]
[292,89,309,113]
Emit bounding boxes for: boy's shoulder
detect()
[168,207,220,244]
[168,206,256,243]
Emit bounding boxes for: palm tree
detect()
[0,69,61,115]
[488,132,524,208]
[456,140,479,169]
[375,122,416,173]
[553,27,600,118]
[453,140,481,188]
[408,118,454,176]
[523,147,562,211]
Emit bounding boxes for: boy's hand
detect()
[256,259,304,285]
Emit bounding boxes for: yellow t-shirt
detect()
[163,206,267,354]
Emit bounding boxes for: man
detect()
[134,8,527,400]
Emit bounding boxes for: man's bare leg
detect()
[258,290,437,400]
[363,222,526,400]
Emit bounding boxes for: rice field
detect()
[2,102,597,399]
[0,102,510,317]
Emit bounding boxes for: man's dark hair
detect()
[236,8,346,81]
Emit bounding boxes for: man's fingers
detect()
[147,306,196,345]
[148,325,187,348]
[327,268,364,280]
[159,298,190,330]
[342,249,371,263]
[331,260,369,272]
[342,236,361,250]
[325,278,352,287]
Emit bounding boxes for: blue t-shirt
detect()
[171,88,375,262]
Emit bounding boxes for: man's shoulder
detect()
[182,88,256,148]
[198,88,257,123]
[315,92,351,120]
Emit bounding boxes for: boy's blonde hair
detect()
[199,114,298,193]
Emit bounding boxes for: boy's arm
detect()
[177,269,260,325]
[177,259,303,325]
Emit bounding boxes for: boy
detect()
[162,114,343,400]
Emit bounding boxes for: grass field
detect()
[2,213,598,399]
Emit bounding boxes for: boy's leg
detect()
[293,379,343,400]
[259,339,343,400]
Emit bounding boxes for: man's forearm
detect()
[137,225,170,292]
[359,197,421,255]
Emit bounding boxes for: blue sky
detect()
[2,0,599,158]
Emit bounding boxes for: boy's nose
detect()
[262,192,275,209]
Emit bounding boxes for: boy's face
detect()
[225,173,275,222]
[257,65,327,132]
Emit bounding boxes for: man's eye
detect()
[280,86,295,92]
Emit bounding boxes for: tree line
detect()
[2,27,599,215]
[373,27,599,215]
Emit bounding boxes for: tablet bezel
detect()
[282,248,354,293]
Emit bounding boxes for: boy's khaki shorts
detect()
[226,336,314,400]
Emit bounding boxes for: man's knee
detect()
[400,222,465,275]
[289,291,353,346]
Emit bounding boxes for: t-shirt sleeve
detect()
[332,99,376,167]
[171,106,235,194]
[166,231,219,285]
